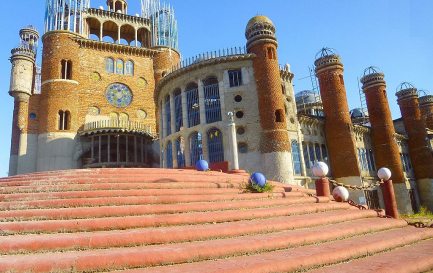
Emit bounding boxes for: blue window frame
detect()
[291,140,302,175]
[165,95,171,136]
[116,59,124,74]
[106,58,114,73]
[166,141,173,168]
[203,77,222,124]
[189,132,203,166]
[176,137,185,168]
[207,128,224,163]
[186,83,200,127]
[174,89,183,132]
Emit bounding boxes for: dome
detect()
[295,90,321,105]
[246,15,274,32]
[350,108,368,119]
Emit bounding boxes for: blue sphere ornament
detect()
[250,172,267,188]
[195,160,209,171]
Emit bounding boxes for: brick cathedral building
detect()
[8,0,433,213]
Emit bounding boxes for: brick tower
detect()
[8,26,39,176]
[245,16,291,182]
[396,83,433,211]
[419,94,433,130]
[360,67,411,213]
[314,49,362,187]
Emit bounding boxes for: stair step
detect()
[0,222,427,273]
[0,208,373,255]
[309,238,433,273]
[0,202,349,235]
[0,196,325,221]
[111,227,433,273]
[0,191,295,211]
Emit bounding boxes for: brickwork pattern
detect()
[397,95,433,179]
[363,83,405,184]
[420,100,433,130]
[249,42,290,153]
[316,67,360,179]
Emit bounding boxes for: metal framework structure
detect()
[203,80,222,124]
[207,128,224,163]
[189,132,203,166]
[45,0,90,34]
[141,0,178,49]
[186,86,200,128]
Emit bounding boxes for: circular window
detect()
[137,109,147,119]
[236,111,244,119]
[238,142,248,153]
[236,127,245,135]
[234,95,242,102]
[106,83,133,108]
[29,113,37,120]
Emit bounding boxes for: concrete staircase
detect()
[0,168,432,273]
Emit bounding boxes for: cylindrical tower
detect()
[419,94,433,130]
[245,15,291,183]
[396,83,433,211]
[314,48,361,186]
[360,67,411,213]
[8,26,39,176]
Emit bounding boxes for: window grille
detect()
[176,137,185,168]
[203,79,222,124]
[302,142,310,168]
[321,144,328,162]
[165,95,171,136]
[315,143,321,161]
[228,70,242,87]
[186,84,200,127]
[309,143,315,165]
[291,141,302,175]
[166,141,173,168]
[174,89,183,132]
[207,128,224,163]
[189,132,203,166]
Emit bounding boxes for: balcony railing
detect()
[81,119,154,136]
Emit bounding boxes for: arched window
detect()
[309,143,315,165]
[61,60,72,80]
[174,89,183,132]
[166,141,173,168]
[275,109,284,122]
[186,82,200,127]
[207,128,224,163]
[321,144,328,162]
[116,59,124,74]
[176,137,185,168]
[267,47,276,60]
[189,132,203,166]
[106,58,114,73]
[125,60,134,75]
[302,141,310,168]
[291,141,302,175]
[315,143,322,161]
[58,110,70,130]
[203,77,222,124]
[164,95,171,136]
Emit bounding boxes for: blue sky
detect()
[1,0,432,176]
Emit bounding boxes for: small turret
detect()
[419,94,433,130]
[107,0,127,14]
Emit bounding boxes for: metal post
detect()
[381,180,399,219]
[227,112,239,171]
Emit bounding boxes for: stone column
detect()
[198,80,206,125]
[419,95,433,130]
[181,88,188,129]
[170,93,176,135]
[227,112,239,170]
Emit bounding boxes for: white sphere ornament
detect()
[332,186,349,202]
[378,167,392,181]
[312,162,329,177]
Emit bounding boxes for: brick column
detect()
[361,68,410,213]
[396,83,433,211]
[419,95,433,130]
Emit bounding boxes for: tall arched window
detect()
[176,137,185,168]
[58,110,70,130]
[189,132,203,166]
[203,77,222,124]
[116,59,124,74]
[321,144,328,162]
[166,141,173,168]
[174,89,183,132]
[61,60,72,80]
[302,141,310,168]
[165,95,171,136]
[207,128,224,163]
[106,58,114,73]
[125,60,134,75]
[186,82,200,127]
[315,143,321,161]
[309,143,315,164]
[291,141,302,175]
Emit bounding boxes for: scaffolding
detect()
[141,0,178,49]
[44,0,90,34]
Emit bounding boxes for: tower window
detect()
[235,111,244,119]
[282,84,286,95]
[275,109,284,122]
[234,95,243,102]
[339,74,344,85]
[228,70,242,87]
[61,60,72,80]
[58,110,71,130]
[267,47,276,60]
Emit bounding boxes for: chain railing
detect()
[328,179,384,191]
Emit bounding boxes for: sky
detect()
[0,0,432,176]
